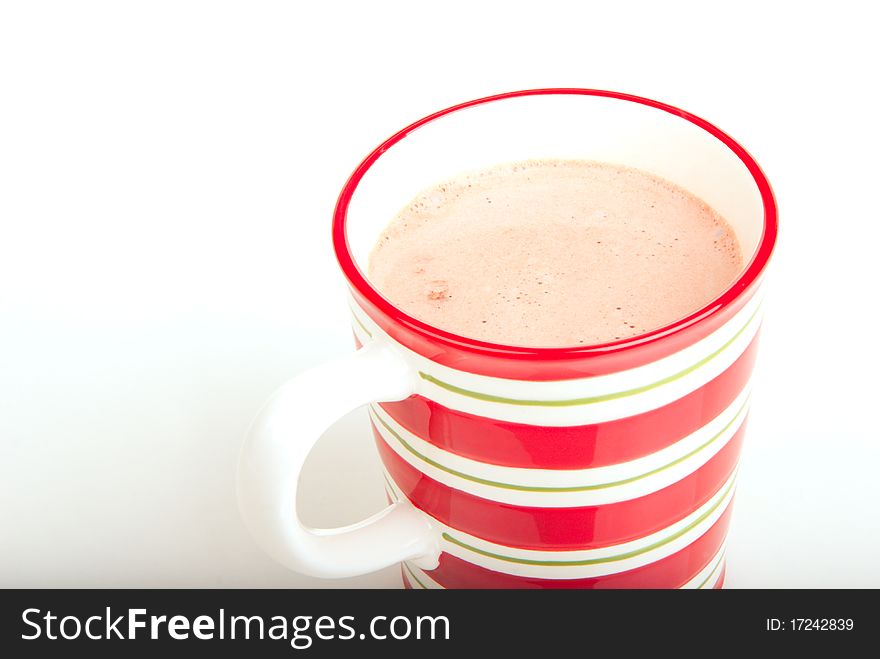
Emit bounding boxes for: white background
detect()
[1,1,878,588]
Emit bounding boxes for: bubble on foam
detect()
[427,280,449,301]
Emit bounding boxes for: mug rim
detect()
[332,88,778,359]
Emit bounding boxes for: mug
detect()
[237,89,777,588]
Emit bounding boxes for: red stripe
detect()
[422,504,733,588]
[376,420,745,550]
[379,335,758,469]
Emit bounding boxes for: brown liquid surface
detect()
[368,159,743,347]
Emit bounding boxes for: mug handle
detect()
[237,340,441,578]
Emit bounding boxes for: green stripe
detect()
[371,396,748,493]
[440,477,736,567]
[402,562,429,589]
[697,551,726,589]
[418,304,762,407]
[349,307,373,339]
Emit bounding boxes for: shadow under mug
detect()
[238,89,778,589]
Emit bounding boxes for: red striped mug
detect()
[237,89,777,588]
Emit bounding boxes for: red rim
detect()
[332,88,778,361]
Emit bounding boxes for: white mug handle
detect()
[237,340,440,578]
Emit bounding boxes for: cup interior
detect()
[335,90,775,352]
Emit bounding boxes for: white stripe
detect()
[681,543,727,589]
[350,286,763,426]
[407,544,728,590]
[402,562,444,589]
[371,383,748,490]
[701,555,726,589]
[371,398,746,507]
[383,468,737,580]
[703,557,726,589]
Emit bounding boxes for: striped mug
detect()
[237,89,777,589]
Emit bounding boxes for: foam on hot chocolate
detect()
[368,159,743,347]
